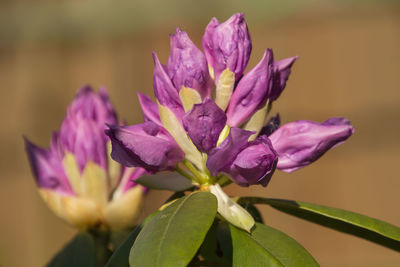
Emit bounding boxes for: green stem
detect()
[88,228,112,267]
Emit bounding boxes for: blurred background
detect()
[0,0,399,266]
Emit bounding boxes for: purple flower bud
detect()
[167,29,212,98]
[228,136,277,187]
[182,98,227,153]
[68,86,118,128]
[58,86,118,171]
[226,49,273,127]
[152,52,185,119]
[207,127,253,176]
[269,56,298,101]
[269,118,355,172]
[59,117,107,171]
[106,122,185,172]
[137,92,162,126]
[202,13,252,83]
[24,135,74,195]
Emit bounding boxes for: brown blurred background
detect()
[1,0,399,266]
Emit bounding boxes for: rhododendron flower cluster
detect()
[106,13,354,189]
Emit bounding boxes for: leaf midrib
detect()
[156,193,192,266]
[240,197,400,241]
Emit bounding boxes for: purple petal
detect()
[269,118,355,172]
[152,52,185,119]
[59,117,107,171]
[202,13,252,83]
[121,167,147,193]
[167,29,212,98]
[24,137,74,195]
[68,85,118,128]
[207,127,253,176]
[269,56,298,101]
[182,98,227,153]
[226,49,273,127]
[105,122,185,172]
[137,93,162,126]
[229,136,277,187]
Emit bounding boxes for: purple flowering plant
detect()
[25,13,400,267]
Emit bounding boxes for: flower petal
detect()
[59,117,107,171]
[269,56,298,101]
[202,13,252,83]
[207,127,253,176]
[182,98,227,153]
[105,122,185,172]
[137,92,162,126]
[167,28,212,98]
[269,118,354,172]
[68,85,118,128]
[24,137,74,195]
[226,49,273,127]
[229,136,277,187]
[152,52,185,119]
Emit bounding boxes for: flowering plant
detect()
[25,13,400,267]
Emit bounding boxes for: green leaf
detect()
[238,197,400,252]
[251,223,319,266]
[229,224,284,267]
[130,191,218,267]
[47,231,96,267]
[197,222,231,266]
[216,221,233,263]
[135,172,194,191]
[105,213,157,267]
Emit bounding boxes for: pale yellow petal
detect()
[104,186,144,230]
[208,64,215,80]
[107,141,122,191]
[81,162,109,207]
[39,189,101,229]
[158,103,204,171]
[179,86,202,112]
[62,152,81,195]
[216,125,230,147]
[243,102,269,141]
[215,69,235,111]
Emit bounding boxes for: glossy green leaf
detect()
[238,197,400,251]
[216,221,233,263]
[105,213,157,267]
[198,222,231,266]
[47,231,96,267]
[135,172,194,191]
[130,191,217,267]
[229,224,284,267]
[251,223,319,266]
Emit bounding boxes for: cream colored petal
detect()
[208,64,215,80]
[179,86,202,112]
[107,141,122,191]
[158,103,204,171]
[104,186,144,230]
[39,189,101,229]
[81,162,109,207]
[217,125,231,147]
[215,69,235,111]
[243,102,269,141]
[209,184,255,232]
[62,152,81,195]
